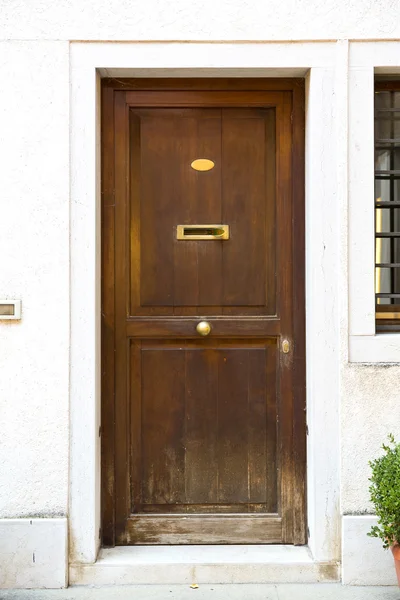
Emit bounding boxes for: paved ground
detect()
[0,584,399,600]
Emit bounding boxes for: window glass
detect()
[375,87,400,329]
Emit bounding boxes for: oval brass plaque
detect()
[191,158,215,172]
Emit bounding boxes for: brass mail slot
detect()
[176,224,230,240]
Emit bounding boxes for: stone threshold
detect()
[69,545,340,585]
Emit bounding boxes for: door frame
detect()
[100,78,306,547]
[69,40,341,572]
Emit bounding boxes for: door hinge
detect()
[98,425,102,437]
[99,527,102,540]
[306,425,309,435]
[307,526,310,538]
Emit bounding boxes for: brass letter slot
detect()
[0,299,21,320]
[176,224,229,240]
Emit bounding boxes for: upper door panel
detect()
[128,107,276,316]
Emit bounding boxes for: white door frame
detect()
[69,41,342,570]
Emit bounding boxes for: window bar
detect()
[390,92,395,305]
[376,293,400,298]
[375,101,382,308]
[376,232,400,237]
[375,170,400,175]
[376,311,400,320]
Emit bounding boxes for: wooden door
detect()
[102,79,306,546]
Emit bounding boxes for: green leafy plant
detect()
[368,434,400,549]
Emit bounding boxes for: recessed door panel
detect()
[129,108,276,315]
[132,339,277,514]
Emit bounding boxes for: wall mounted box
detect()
[0,300,21,320]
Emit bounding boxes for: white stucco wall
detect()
[0,41,69,518]
[341,365,400,514]
[0,0,399,41]
[1,0,400,589]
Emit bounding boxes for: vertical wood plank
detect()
[130,340,142,512]
[129,110,142,317]
[140,113,176,308]
[173,114,199,310]
[292,81,307,544]
[217,349,249,503]
[172,111,222,312]
[141,348,186,505]
[247,348,268,505]
[114,91,130,542]
[265,341,278,513]
[222,110,267,308]
[265,109,277,316]
[276,93,295,544]
[184,349,219,503]
[194,113,223,311]
[101,84,116,546]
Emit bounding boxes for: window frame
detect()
[349,42,400,362]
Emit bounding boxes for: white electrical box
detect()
[0,300,21,320]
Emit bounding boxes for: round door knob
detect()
[196,321,211,336]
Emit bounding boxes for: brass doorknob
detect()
[196,321,211,336]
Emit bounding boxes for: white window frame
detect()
[349,42,400,362]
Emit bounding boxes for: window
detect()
[375,82,400,332]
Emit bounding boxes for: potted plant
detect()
[368,434,400,585]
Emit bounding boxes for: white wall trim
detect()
[69,41,341,567]
[348,41,400,363]
[342,516,396,585]
[0,518,67,589]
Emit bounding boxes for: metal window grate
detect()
[375,87,400,331]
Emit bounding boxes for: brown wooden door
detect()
[102,79,306,546]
